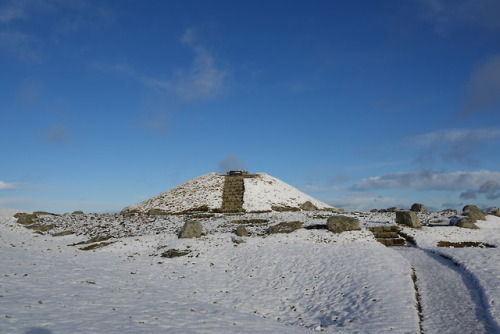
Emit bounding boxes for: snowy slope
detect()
[243,173,332,211]
[124,173,225,214]
[123,172,334,214]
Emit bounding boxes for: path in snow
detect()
[394,246,499,334]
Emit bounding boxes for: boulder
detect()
[396,211,422,228]
[235,225,249,237]
[410,203,428,212]
[268,221,303,234]
[72,210,84,215]
[465,210,486,222]
[179,221,204,239]
[463,205,481,212]
[493,209,500,217]
[300,201,318,211]
[462,205,486,222]
[326,215,360,233]
[455,217,479,229]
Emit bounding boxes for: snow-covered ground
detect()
[242,173,333,211]
[123,173,225,214]
[1,208,499,333]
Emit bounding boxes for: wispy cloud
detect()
[172,28,228,101]
[0,31,41,62]
[140,110,170,134]
[17,77,45,103]
[408,128,500,165]
[43,124,70,144]
[462,54,500,114]
[418,0,500,36]
[218,153,246,173]
[96,28,228,102]
[0,181,19,190]
[351,170,500,191]
[0,1,27,23]
[0,0,115,62]
[411,128,500,145]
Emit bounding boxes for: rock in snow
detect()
[179,220,204,238]
[410,203,428,212]
[326,215,361,233]
[396,211,422,228]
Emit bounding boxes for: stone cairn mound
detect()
[220,172,257,213]
[368,226,406,247]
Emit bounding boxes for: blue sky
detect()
[1,0,500,213]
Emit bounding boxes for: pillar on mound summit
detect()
[220,171,256,213]
[221,171,245,213]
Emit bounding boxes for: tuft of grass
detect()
[79,242,114,251]
[437,241,495,248]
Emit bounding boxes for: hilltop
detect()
[122,172,335,215]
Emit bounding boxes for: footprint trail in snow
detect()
[395,246,499,334]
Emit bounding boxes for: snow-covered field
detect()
[1,208,499,333]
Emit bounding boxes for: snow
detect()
[243,173,332,211]
[1,208,500,333]
[124,172,334,214]
[124,173,225,214]
[399,216,500,332]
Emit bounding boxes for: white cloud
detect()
[351,170,500,191]
[408,128,500,165]
[97,28,228,103]
[463,55,500,114]
[460,180,500,200]
[172,28,228,101]
[0,181,18,189]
